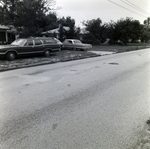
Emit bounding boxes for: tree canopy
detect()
[83,17,144,45]
[0,0,58,37]
[113,18,142,44]
[58,16,76,41]
[1,0,150,44]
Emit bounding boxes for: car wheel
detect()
[44,50,50,57]
[6,52,16,61]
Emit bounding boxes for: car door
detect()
[33,39,44,53]
[17,39,34,55]
[64,40,74,49]
[73,40,83,49]
[42,39,60,51]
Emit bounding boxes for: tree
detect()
[83,18,102,39]
[0,0,57,37]
[40,12,58,31]
[0,0,15,24]
[0,5,4,24]
[15,0,48,37]
[142,17,150,42]
[144,17,150,26]
[105,21,116,44]
[113,18,142,44]
[82,18,102,44]
[58,16,76,41]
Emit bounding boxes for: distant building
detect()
[0,25,17,44]
[41,26,70,39]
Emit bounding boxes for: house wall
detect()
[0,30,7,44]
[0,29,17,44]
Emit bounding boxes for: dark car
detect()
[0,37,62,60]
[62,39,92,51]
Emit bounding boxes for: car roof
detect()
[65,39,80,41]
[17,37,55,39]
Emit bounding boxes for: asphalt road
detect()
[0,49,150,149]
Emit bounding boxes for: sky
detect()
[55,0,150,27]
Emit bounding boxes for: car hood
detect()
[82,43,92,48]
[0,45,17,49]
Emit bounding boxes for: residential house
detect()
[41,26,70,39]
[0,25,17,44]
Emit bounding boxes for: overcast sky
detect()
[55,0,150,27]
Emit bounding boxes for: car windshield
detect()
[11,39,27,46]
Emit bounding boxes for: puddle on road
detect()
[52,123,58,131]
[70,69,77,71]
[27,70,48,75]
[109,62,119,65]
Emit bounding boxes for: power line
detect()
[108,0,148,17]
[124,0,150,15]
[140,0,150,7]
[122,0,149,15]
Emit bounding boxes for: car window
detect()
[11,39,27,46]
[42,39,55,44]
[68,40,73,44]
[34,40,42,45]
[24,40,33,46]
[54,38,62,44]
[74,40,82,44]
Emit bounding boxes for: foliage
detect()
[43,13,58,31]
[82,33,101,45]
[143,17,150,26]
[104,21,116,44]
[58,16,76,41]
[0,0,149,44]
[83,18,102,44]
[113,18,142,44]
[141,26,150,42]
[0,0,57,37]
[142,17,150,42]
[0,0,17,25]
[82,17,143,45]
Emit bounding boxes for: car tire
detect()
[44,50,50,57]
[6,52,16,61]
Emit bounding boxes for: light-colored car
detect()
[0,37,62,60]
[62,39,92,50]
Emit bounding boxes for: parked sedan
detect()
[62,39,92,50]
[0,37,62,60]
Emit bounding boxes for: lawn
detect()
[0,44,150,72]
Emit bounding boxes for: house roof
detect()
[0,25,9,30]
[42,26,70,34]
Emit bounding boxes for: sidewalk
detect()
[88,51,116,55]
